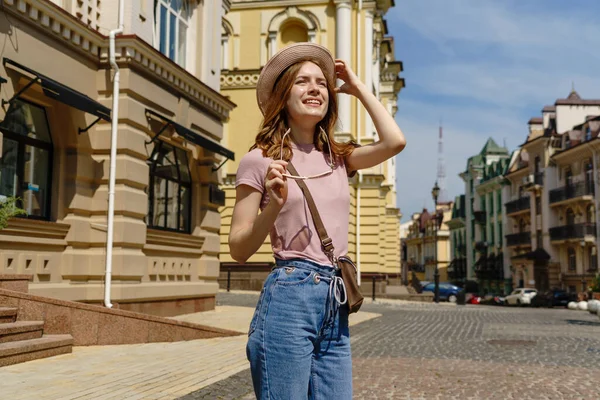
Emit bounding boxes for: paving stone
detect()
[183,292,600,399]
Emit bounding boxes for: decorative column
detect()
[335,0,351,134]
[364,9,374,139]
[268,32,277,58]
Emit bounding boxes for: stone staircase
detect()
[0,305,73,367]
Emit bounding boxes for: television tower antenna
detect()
[436,121,447,204]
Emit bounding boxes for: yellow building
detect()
[404,203,452,284]
[219,0,404,288]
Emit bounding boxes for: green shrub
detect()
[0,197,27,229]
[590,275,600,293]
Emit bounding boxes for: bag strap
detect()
[287,162,335,259]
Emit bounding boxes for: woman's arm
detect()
[334,60,406,171]
[228,160,288,264]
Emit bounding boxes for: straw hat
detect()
[256,42,336,115]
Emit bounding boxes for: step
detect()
[0,307,17,323]
[0,334,73,367]
[0,321,44,344]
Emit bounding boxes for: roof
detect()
[528,117,543,125]
[480,138,509,155]
[555,89,600,106]
[542,105,556,112]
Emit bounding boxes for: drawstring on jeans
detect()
[319,273,346,336]
[329,276,347,306]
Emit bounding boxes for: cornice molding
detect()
[4,0,235,122]
[231,0,327,10]
[111,37,236,121]
[3,0,105,61]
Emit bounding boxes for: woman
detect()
[228,43,406,399]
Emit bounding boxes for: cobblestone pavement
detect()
[179,291,600,399]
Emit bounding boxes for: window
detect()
[147,141,192,233]
[586,205,595,224]
[586,127,592,142]
[0,99,52,219]
[566,208,575,226]
[589,247,597,271]
[535,196,541,215]
[536,230,542,249]
[155,0,190,67]
[567,247,576,271]
[585,160,593,193]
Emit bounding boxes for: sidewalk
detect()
[0,302,381,400]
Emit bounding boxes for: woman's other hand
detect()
[265,160,288,208]
[334,59,364,97]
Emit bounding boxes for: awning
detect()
[511,248,551,261]
[145,109,234,171]
[2,58,111,133]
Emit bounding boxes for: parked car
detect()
[531,289,576,308]
[505,288,538,306]
[421,282,463,302]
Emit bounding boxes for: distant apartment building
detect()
[459,139,511,291]
[504,90,600,294]
[405,202,452,283]
[0,0,234,315]
[447,195,467,284]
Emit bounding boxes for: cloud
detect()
[388,0,600,219]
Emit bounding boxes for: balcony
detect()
[549,223,596,242]
[505,231,531,247]
[505,197,530,216]
[473,211,486,225]
[549,181,594,206]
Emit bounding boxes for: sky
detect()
[388,0,600,221]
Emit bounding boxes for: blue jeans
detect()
[246,259,352,399]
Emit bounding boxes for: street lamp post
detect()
[432,181,440,304]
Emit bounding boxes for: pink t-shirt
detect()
[235,144,350,265]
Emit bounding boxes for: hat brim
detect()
[256,42,335,115]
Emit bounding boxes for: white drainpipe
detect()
[356,171,362,286]
[104,0,125,308]
[355,0,363,286]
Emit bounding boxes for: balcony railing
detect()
[549,181,594,204]
[505,231,531,247]
[473,211,486,224]
[505,197,530,215]
[549,223,596,241]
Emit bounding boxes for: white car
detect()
[505,288,538,306]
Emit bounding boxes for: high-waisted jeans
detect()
[246,258,352,400]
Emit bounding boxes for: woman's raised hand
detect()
[334,59,363,97]
[265,160,288,208]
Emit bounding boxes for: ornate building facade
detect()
[0,0,234,315]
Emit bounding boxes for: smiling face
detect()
[285,61,329,126]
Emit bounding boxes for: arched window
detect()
[0,99,53,219]
[279,20,309,48]
[567,247,576,271]
[147,141,192,233]
[222,19,234,70]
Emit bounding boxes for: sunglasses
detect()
[279,127,335,180]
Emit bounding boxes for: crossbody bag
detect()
[287,162,364,313]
